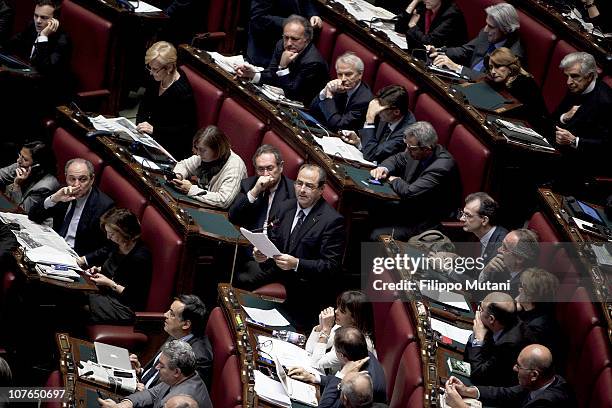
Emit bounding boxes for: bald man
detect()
[464,292,532,387]
[445,345,576,408]
[340,372,373,408]
[164,395,198,408]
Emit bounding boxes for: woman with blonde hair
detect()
[136,41,196,158]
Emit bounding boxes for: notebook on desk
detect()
[274,355,318,407]
[452,82,512,111]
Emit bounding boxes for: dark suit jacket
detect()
[228,174,295,230]
[360,111,416,164]
[477,375,577,408]
[395,2,467,49]
[162,0,206,45]
[247,0,318,66]
[309,82,373,131]
[141,335,213,389]
[28,187,114,266]
[464,320,532,387]
[552,79,612,178]
[127,373,212,408]
[481,225,508,266]
[260,40,329,104]
[445,29,524,80]
[519,308,563,365]
[318,352,387,408]
[0,0,13,47]
[381,145,461,226]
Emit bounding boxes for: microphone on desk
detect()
[86,130,114,139]
[80,370,94,378]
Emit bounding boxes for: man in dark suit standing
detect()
[552,51,612,191]
[369,121,460,240]
[130,295,213,389]
[29,158,114,268]
[464,292,533,387]
[309,52,373,132]
[236,163,344,327]
[228,144,295,231]
[236,14,328,105]
[428,3,523,80]
[445,344,576,408]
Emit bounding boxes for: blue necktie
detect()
[472,43,497,72]
[58,202,76,237]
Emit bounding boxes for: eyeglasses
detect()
[295,180,319,191]
[457,209,480,220]
[282,35,304,42]
[256,165,277,174]
[145,64,167,74]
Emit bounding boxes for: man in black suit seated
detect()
[552,51,612,191]
[236,15,328,105]
[428,3,523,80]
[228,144,295,231]
[446,344,576,408]
[340,85,415,164]
[477,228,540,298]
[464,292,533,387]
[28,158,114,268]
[130,295,213,389]
[309,52,373,132]
[0,0,13,47]
[369,121,460,241]
[236,163,344,327]
[288,327,387,407]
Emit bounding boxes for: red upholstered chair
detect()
[527,211,562,267]
[87,206,183,350]
[41,370,62,408]
[566,327,611,407]
[330,34,379,87]
[389,342,424,408]
[589,367,612,408]
[261,131,305,179]
[211,354,243,408]
[516,11,557,86]
[373,63,419,111]
[181,65,225,128]
[448,125,490,199]
[603,76,612,88]
[557,287,602,353]
[315,21,338,64]
[414,94,457,147]
[52,128,104,184]
[192,0,241,53]
[542,40,578,114]
[376,300,417,398]
[323,184,340,210]
[99,166,147,220]
[453,0,502,38]
[7,0,34,36]
[206,307,237,391]
[404,387,425,408]
[253,283,287,300]
[216,98,265,176]
[61,0,114,111]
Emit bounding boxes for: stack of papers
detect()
[0,213,76,253]
[256,84,305,108]
[430,318,472,345]
[254,370,291,408]
[36,264,80,283]
[206,52,264,75]
[26,246,80,269]
[242,306,290,327]
[335,0,395,22]
[132,1,162,13]
[496,119,546,140]
[315,136,376,167]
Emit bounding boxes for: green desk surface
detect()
[152,175,204,207]
[342,165,396,196]
[78,343,96,363]
[0,195,15,210]
[184,208,242,240]
[452,82,511,111]
[238,291,295,331]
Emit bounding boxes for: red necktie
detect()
[425,10,434,34]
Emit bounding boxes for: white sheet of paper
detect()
[254,370,291,408]
[316,136,376,167]
[335,0,395,21]
[0,212,76,254]
[421,289,471,311]
[132,154,161,170]
[242,306,290,327]
[240,227,282,258]
[257,335,323,373]
[132,1,161,13]
[25,246,80,269]
[430,317,472,345]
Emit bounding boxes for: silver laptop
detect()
[94,342,132,371]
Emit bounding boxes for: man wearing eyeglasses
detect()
[236,163,344,328]
[369,121,460,241]
[236,14,328,104]
[445,344,575,408]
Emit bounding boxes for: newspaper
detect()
[315,136,376,167]
[0,213,76,254]
[78,360,137,393]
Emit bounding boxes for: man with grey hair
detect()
[369,121,460,240]
[163,395,198,408]
[340,371,374,408]
[428,3,523,80]
[309,52,373,131]
[99,340,212,408]
[236,14,328,104]
[552,51,611,189]
[29,158,114,267]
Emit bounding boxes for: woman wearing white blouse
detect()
[305,291,376,374]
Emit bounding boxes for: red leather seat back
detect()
[206,0,227,33]
[99,166,147,219]
[330,34,379,87]
[603,76,612,88]
[589,367,612,408]
[206,307,237,391]
[527,212,561,266]
[376,300,416,398]
[261,131,304,179]
[322,184,340,209]
[7,0,35,36]
[414,94,457,147]
[211,354,242,408]
[41,370,62,408]
[52,128,104,184]
[140,206,183,312]
[315,21,338,63]
[61,0,113,92]
[453,0,502,39]
[182,65,225,128]
[542,40,578,114]
[373,63,419,111]
[517,11,556,86]
[447,125,490,200]
[216,98,265,176]
[557,287,602,353]
[389,342,424,408]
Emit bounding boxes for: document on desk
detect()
[421,289,471,312]
[255,84,305,109]
[315,136,376,167]
[240,227,282,258]
[78,360,137,393]
[0,212,75,253]
[257,335,323,373]
[254,370,291,408]
[430,317,472,345]
[206,52,264,75]
[132,1,161,13]
[26,246,80,269]
[242,306,290,327]
[335,0,395,21]
[132,154,161,170]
